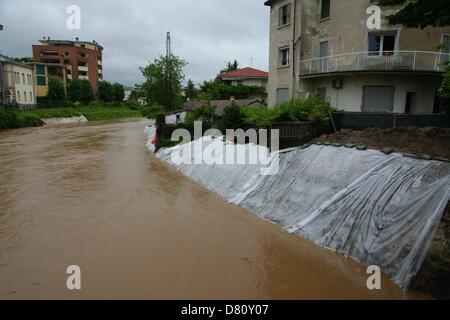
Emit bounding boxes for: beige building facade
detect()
[0,56,36,106]
[265,0,450,113]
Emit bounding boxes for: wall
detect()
[309,73,440,113]
[165,111,187,125]
[2,63,36,105]
[266,0,450,109]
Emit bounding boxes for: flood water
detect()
[0,120,428,299]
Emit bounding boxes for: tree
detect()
[47,77,66,102]
[221,103,245,130]
[199,81,266,100]
[112,83,125,102]
[98,81,114,102]
[67,79,94,103]
[140,55,187,111]
[220,60,239,74]
[379,0,450,29]
[185,79,198,101]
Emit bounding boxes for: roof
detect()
[166,99,266,116]
[38,39,103,50]
[264,0,272,6]
[218,67,269,80]
[0,54,35,69]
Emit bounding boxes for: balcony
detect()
[78,66,89,72]
[299,51,450,78]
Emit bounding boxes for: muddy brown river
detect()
[0,120,428,299]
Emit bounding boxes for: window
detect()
[439,34,450,65]
[279,47,290,66]
[321,0,330,19]
[36,65,46,75]
[369,32,396,56]
[277,88,289,104]
[65,52,70,56]
[37,76,46,86]
[317,87,327,101]
[22,73,25,84]
[17,91,20,102]
[24,91,27,102]
[29,92,33,102]
[405,92,416,114]
[279,3,291,26]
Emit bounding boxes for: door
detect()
[362,86,395,112]
[319,41,329,72]
[405,92,416,114]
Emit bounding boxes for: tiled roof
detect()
[218,67,269,80]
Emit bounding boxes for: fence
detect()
[271,121,321,150]
[331,112,450,130]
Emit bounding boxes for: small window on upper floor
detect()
[279,3,291,27]
[279,47,290,66]
[368,32,397,56]
[321,0,330,20]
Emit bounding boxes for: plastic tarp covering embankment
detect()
[155,137,450,289]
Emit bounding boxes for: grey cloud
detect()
[0,0,269,86]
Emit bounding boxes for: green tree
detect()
[47,77,66,102]
[112,83,125,102]
[67,79,93,103]
[99,81,114,102]
[185,79,198,101]
[199,81,266,100]
[221,103,245,130]
[379,0,450,29]
[140,55,187,111]
[220,60,239,74]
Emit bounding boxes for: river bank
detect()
[0,120,428,299]
[0,106,143,130]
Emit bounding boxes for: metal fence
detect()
[299,51,450,76]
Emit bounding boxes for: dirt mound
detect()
[315,126,450,160]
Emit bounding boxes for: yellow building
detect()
[31,62,69,98]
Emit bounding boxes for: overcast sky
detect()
[0,0,269,87]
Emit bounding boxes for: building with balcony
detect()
[30,62,69,99]
[264,0,450,113]
[0,54,36,107]
[32,38,103,95]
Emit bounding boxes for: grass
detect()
[0,105,143,130]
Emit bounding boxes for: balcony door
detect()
[319,41,329,72]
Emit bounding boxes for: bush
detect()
[142,104,165,127]
[67,79,94,103]
[126,99,143,111]
[0,108,20,129]
[17,113,44,127]
[274,96,334,126]
[47,77,66,102]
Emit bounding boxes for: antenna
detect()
[166,32,171,58]
[250,57,254,68]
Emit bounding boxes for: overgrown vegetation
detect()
[199,81,266,100]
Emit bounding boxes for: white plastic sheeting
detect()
[155,138,450,289]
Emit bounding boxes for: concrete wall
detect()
[165,111,187,125]
[266,0,450,110]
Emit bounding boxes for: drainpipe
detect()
[291,0,297,99]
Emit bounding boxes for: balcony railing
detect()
[299,51,450,77]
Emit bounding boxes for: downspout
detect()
[291,0,297,99]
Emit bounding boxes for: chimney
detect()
[75,37,79,41]
[47,36,50,40]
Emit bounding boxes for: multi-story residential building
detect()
[31,62,69,99]
[265,0,450,113]
[32,38,103,95]
[0,55,36,107]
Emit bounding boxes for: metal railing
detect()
[299,51,450,76]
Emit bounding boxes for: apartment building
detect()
[32,38,103,95]
[0,55,36,106]
[30,62,69,99]
[265,0,450,113]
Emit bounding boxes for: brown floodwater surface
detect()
[0,120,428,299]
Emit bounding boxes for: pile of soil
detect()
[314,126,450,160]
[316,126,450,298]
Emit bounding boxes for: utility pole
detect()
[165,32,172,111]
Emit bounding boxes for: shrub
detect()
[142,104,165,127]
[17,113,44,127]
[221,102,245,130]
[0,108,20,129]
[47,77,66,102]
